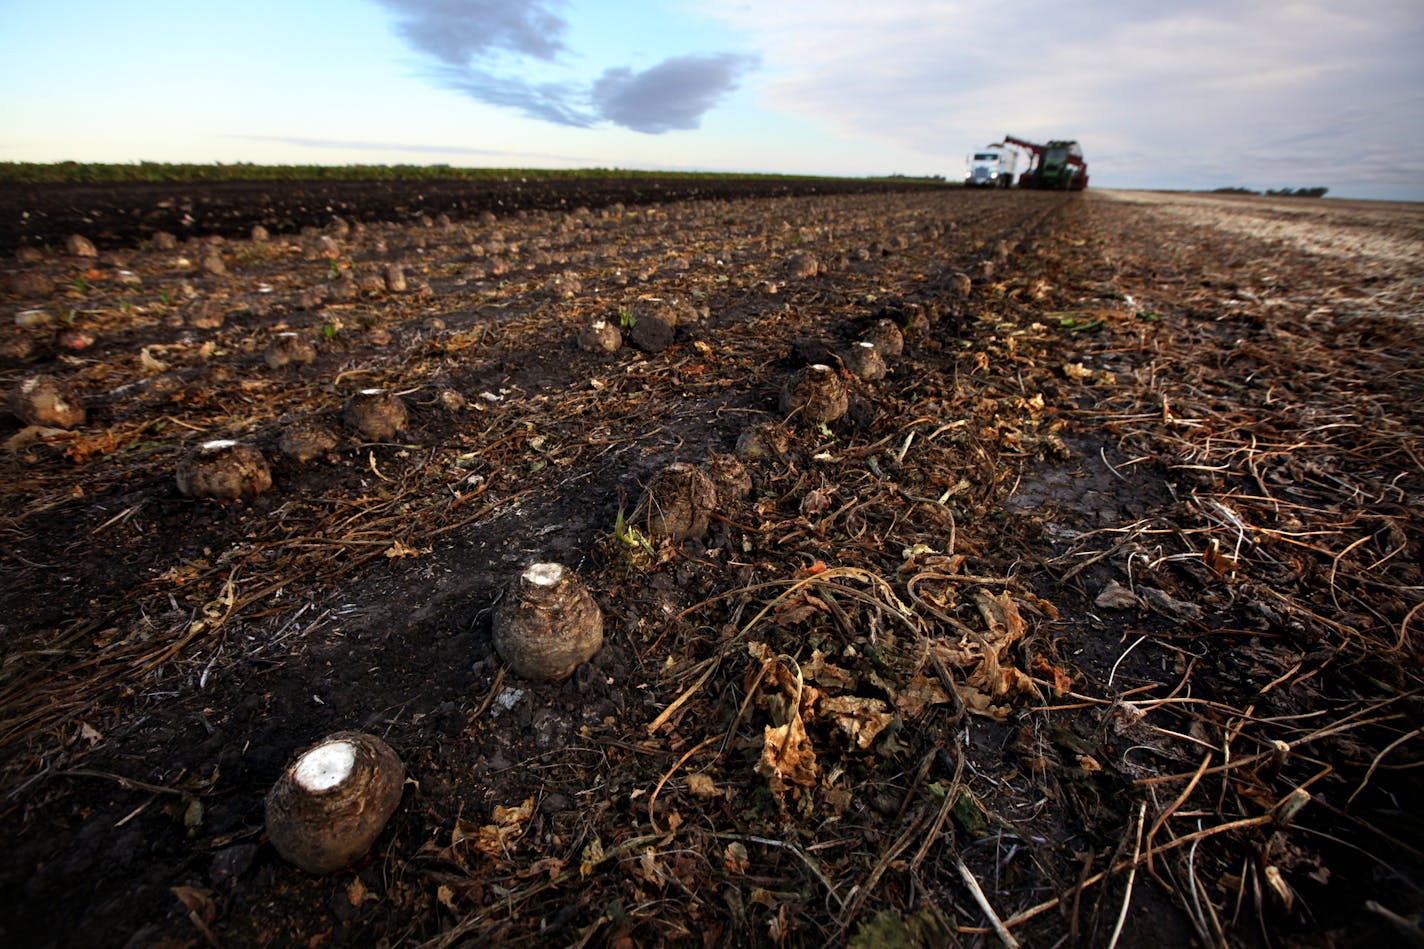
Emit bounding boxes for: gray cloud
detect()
[592,55,757,133]
[372,0,753,133]
[374,0,568,64]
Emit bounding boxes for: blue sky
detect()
[2,0,1422,199]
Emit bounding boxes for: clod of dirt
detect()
[7,272,54,298]
[200,254,226,276]
[264,332,316,368]
[948,271,973,297]
[65,234,97,258]
[841,341,888,381]
[492,562,605,682]
[279,425,339,464]
[780,364,849,424]
[185,301,225,330]
[250,225,270,243]
[627,304,676,353]
[735,422,791,462]
[704,451,753,501]
[9,374,85,428]
[176,440,273,500]
[786,251,821,278]
[151,231,178,250]
[384,265,406,293]
[435,388,467,411]
[862,319,904,360]
[633,462,719,542]
[577,319,622,353]
[343,389,408,441]
[264,731,405,875]
[14,246,43,264]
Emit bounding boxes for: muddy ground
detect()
[1,181,1422,947]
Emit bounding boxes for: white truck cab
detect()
[965,143,1021,188]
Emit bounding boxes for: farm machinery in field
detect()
[1003,135,1089,190]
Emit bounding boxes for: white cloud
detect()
[700,0,1424,192]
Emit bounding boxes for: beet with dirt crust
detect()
[176,440,273,500]
[492,562,605,682]
[862,319,904,360]
[343,388,408,440]
[704,451,753,502]
[633,462,719,542]
[9,373,85,429]
[781,363,848,423]
[577,319,622,353]
[264,332,316,368]
[264,731,405,875]
[841,341,887,381]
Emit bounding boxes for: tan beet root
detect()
[9,374,85,429]
[577,319,622,353]
[633,462,719,542]
[862,319,903,359]
[841,341,887,381]
[343,389,408,440]
[780,364,848,424]
[176,440,272,500]
[265,732,405,874]
[704,451,753,501]
[264,332,316,368]
[492,563,604,682]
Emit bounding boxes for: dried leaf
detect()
[1094,580,1143,610]
[474,796,535,857]
[580,837,605,879]
[772,592,828,627]
[1203,539,1239,578]
[140,347,169,374]
[686,773,718,799]
[436,884,457,911]
[756,714,819,790]
[724,841,750,874]
[894,674,953,718]
[346,877,368,907]
[820,695,894,750]
[384,540,427,559]
[4,425,74,450]
[803,650,857,691]
[1141,586,1203,621]
[515,857,565,880]
[1031,656,1074,697]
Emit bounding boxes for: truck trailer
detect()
[964,143,1024,188]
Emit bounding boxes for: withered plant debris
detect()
[1,182,1421,947]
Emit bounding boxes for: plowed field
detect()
[2,181,1421,947]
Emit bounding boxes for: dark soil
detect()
[2,181,1421,947]
[0,176,942,254]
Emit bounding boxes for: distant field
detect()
[0,161,949,186]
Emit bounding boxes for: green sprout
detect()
[618,307,636,331]
[71,274,88,294]
[322,323,338,342]
[613,505,655,557]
